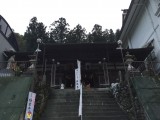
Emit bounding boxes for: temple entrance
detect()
[50,62,111,89]
[51,63,75,88]
[81,62,110,88]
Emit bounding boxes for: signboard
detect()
[24,92,36,120]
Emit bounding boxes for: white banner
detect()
[24,92,36,120]
[77,60,81,81]
[75,60,81,90]
[75,68,81,90]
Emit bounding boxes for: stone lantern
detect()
[125,52,135,71]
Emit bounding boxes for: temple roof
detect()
[4,43,153,64]
[38,43,153,64]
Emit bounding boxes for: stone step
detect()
[45,105,122,112]
[41,116,81,120]
[49,97,114,100]
[83,103,119,106]
[42,112,129,118]
[46,104,79,109]
[44,107,78,112]
[47,98,79,102]
[83,89,109,92]
[82,115,129,120]
[41,116,129,120]
[82,92,113,98]
[47,100,79,105]
[82,98,116,102]
[50,89,80,94]
[51,91,79,95]
[83,104,121,109]
[82,111,127,116]
[42,112,78,117]
[83,95,113,98]
[50,94,80,99]
[83,108,125,113]
[83,102,118,106]
[83,92,112,95]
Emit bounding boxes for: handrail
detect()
[79,84,82,120]
[128,61,159,120]
[129,73,152,120]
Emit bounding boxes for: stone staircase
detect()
[82,89,129,120]
[41,88,129,120]
[40,89,80,120]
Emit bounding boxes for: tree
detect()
[87,24,105,43]
[115,29,121,41]
[14,33,26,51]
[49,17,69,43]
[102,29,110,43]
[108,29,115,43]
[66,24,87,43]
[87,32,94,43]
[24,17,49,51]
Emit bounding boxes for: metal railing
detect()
[129,60,160,77]
[111,60,160,120]
[127,60,160,120]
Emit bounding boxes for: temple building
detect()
[1,40,160,120]
[35,43,152,89]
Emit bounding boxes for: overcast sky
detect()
[1,0,131,35]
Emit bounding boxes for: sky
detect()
[1,0,131,35]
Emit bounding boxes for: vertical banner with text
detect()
[24,92,36,120]
[75,60,81,90]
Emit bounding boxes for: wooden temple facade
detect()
[4,43,153,89]
[36,43,152,89]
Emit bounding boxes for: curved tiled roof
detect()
[0,15,19,51]
[37,43,153,64]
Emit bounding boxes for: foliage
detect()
[66,24,87,43]
[24,17,49,51]
[111,77,145,120]
[87,24,116,43]
[14,33,26,51]
[33,75,49,120]
[108,29,115,43]
[115,29,121,41]
[49,17,69,43]
[22,16,120,49]
[87,24,105,43]
[102,29,110,43]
